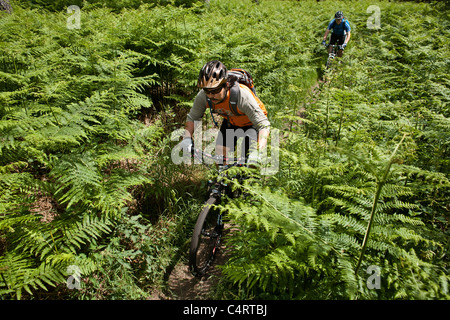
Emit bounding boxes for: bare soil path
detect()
[149,231,233,300]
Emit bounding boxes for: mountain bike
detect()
[324,43,344,69]
[188,147,248,277]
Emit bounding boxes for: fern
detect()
[0,4,167,299]
[0,253,66,299]
[1,0,448,300]
[220,183,357,299]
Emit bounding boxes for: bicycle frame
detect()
[327,44,338,60]
[188,147,249,277]
[325,43,344,69]
[191,147,246,201]
[191,146,244,167]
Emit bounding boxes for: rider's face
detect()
[336,18,342,24]
[204,85,227,103]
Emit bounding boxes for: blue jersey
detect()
[328,19,351,36]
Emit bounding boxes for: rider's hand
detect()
[322,40,326,46]
[180,137,193,153]
[342,43,347,49]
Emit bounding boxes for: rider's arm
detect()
[185,91,207,138]
[184,121,194,139]
[237,87,271,152]
[323,19,335,41]
[258,127,270,152]
[344,31,351,45]
[323,28,330,42]
[344,21,351,45]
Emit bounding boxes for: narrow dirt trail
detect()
[149,233,233,300]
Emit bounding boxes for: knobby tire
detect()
[189,197,222,277]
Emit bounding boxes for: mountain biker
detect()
[180,60,270,165]
[322,11,351,58]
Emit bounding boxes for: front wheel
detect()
[326,52,336,69]
[189,197,223,277]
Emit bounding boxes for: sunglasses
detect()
[203,84,226,95]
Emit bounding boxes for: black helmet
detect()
[197,60,228,89]
[335,11,344,19]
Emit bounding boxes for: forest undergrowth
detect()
[0,0,448,300]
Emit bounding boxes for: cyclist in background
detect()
[322,11,351,58]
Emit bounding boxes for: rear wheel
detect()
[189,197,223,277]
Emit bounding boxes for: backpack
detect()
[228,69,257,96]
[227,68,257,116]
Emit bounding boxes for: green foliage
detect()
[14,0,201,12]
[214,0,449,300]
[0,0,448,300]
[220,184,353,299]
[0,3,168,299]
[220,141,448,299]
[68,212,180,299]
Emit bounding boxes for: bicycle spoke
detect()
[189,197,224,277]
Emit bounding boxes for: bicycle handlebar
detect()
[190,146,245,166]
[324,43,345,50]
